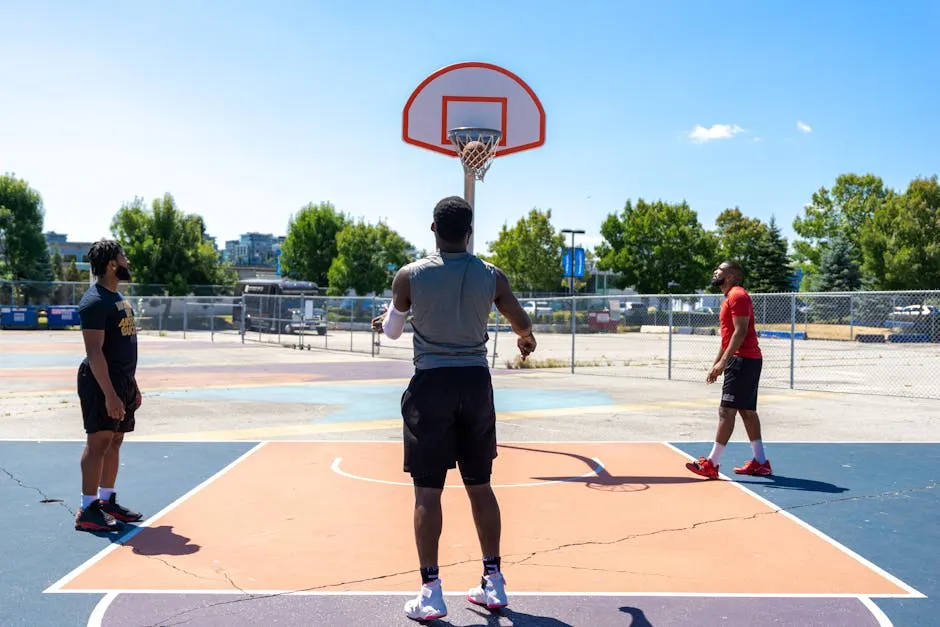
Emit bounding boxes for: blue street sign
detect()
[562,247,586,278]
[275,249,282,276]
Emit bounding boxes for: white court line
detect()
[49,589,919,598]
[44,441,267,594]
[330,457,604,489]
[86,592,118,627]
[660,442,926,599]
[859,596,895,626]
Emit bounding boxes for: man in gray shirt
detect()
[372,195,537,622]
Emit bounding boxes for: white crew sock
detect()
[751,440,767,464]
[707,442,725,464]
[81,494,97,509]
[98,487,115,501]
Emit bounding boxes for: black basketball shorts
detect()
[400,365,497,486]
[77,362,138,435]
[720,356,762,411]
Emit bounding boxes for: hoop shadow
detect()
[122,525,201,556]
[498,443,701,492]
[735,475,849,494]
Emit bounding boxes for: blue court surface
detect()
[0,439,935,626]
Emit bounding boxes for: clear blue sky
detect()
[2,0,937,256]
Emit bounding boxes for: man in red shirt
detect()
[686,260,772,479]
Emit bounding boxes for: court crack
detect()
[145,480,936,626]
[508,480,938,568]
[0,466,75,516]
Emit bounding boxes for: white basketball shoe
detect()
[467,572,508,610]
[404,578,447,621]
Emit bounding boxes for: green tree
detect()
[859,175,940,290]
[596,198,718,294]
[110,193,236,295]
[482,208,565,292]
[792,173,890,283]
[326,220,411,296]
[280,202,348,286]
[0,173,55,303]
[749,216,793,293]
[815,233,862,292]
[713,207,766,272]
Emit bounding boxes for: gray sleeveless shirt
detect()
[405,251,497,370]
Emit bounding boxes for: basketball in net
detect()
[461,140,490,171]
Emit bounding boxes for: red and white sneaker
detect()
[734,458,773,476]
[686,456,720,479]
[404,578,447,622]
[468,572,508,610]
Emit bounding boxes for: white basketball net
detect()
[447,127,502,181]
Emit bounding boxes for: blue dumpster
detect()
[1,306,39,329]
[47,305,80,329]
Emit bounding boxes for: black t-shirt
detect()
[78,283,138,381]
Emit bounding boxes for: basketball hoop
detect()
[447,127,502,181]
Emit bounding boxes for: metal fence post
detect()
[667,301,674,380]
[570,295,576,374]
[849,293,855,341]
[789,293,796,389]
[240,300,246,344]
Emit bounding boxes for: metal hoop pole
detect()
[464,170,476,255]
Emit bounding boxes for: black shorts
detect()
[77,362,138,435]
[721,356,762,411]
[401,366,497,487]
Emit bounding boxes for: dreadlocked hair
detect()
[86,239,124,277]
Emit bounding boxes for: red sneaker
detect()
[686,456,720,479]
[734,458,773,476]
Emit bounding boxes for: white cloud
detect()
[688,123,745,143]
[796,120,813,133]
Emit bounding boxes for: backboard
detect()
[402,61,546,159]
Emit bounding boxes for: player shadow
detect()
[619,606,654,626]
[117,525,201,556]
[498,443,701,491]
[457,606,575,626]
[734,474,849,494]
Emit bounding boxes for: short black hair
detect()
[433,196,473,244]
[87,239,124,277]
[720,259,745,282]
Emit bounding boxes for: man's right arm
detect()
[80,303,123,418]
[493,269,532,336]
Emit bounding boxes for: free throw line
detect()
[330,456,605,488]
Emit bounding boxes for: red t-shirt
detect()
[719,286,762,359]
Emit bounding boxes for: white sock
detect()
[81,494,97,509]
[751,440,766,464]
[98,487,115,501]
[707,442,725,464]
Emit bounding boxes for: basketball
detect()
[462,140,489,169]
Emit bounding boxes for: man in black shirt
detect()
[74,239,144,532]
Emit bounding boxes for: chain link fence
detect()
[3,282,937,399]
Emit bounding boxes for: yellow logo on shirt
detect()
[116,300,138,337]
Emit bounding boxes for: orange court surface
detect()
[53,441,908,598]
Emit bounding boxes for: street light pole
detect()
[561,228,585,374]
